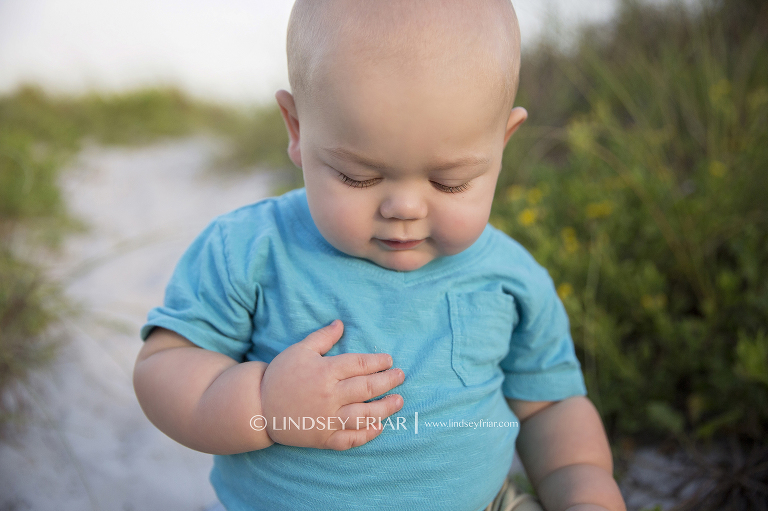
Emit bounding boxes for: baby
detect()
[133,1,626,510]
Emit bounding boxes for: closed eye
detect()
[431,181,472,194]
[337,172,382,188]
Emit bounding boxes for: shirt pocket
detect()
[448,291,516,387]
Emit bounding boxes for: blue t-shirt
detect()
[142,188,586,511]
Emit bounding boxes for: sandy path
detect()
[0,138,276,511]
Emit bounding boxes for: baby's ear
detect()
[503,107,528,146]
[275,90,302,168]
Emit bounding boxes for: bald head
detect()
[286,0,522,113]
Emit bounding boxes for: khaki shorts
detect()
[484,476,544,511]
[204,476,544,511]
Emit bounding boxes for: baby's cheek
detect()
[433,213,484,255]
[336,204,370,240]
[320,203,372,253]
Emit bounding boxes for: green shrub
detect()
[493,0,768,442]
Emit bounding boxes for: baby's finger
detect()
[338,368,405,403]
[338,393,404,429]
[330,351,394,379]
[298,319,344,355]
[322,421,385,450]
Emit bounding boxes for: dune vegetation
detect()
[0,86,279,433]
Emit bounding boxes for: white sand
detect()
[0,138,276,511]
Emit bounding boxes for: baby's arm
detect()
[508,396,626,511]
[133,320,404,454]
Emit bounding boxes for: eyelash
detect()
[336,172,471,194]
[431,182,472,194]
[337,173,381,188]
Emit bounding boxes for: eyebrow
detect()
[324,147,490,172]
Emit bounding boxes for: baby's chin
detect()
[362,238,475,272]
[367,249,437,272]
[327,236,443,272]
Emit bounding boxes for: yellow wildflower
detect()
[517,208,538,226]
[526,187,544,206]
[557,283,574,300]
[506,185,525,202]
[586,201,614,219]
[641,294,667,311]
[561,227,580,253]
[709,161,726,178]
[641,295,654,310]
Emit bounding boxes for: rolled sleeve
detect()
[141,220,254,361]
[501,268,587,402]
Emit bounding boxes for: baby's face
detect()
[279,47,525,272]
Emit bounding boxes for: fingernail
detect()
[330,319,341,327]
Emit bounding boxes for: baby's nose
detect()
[379,190,427,220]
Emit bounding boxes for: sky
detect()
[0,0,624,105]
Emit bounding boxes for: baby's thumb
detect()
[300,319,344,355]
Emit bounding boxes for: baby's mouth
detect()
[376,238,425,250]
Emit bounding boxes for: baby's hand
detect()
[260,320,404,450]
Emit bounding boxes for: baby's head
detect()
[277,0,527,271]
